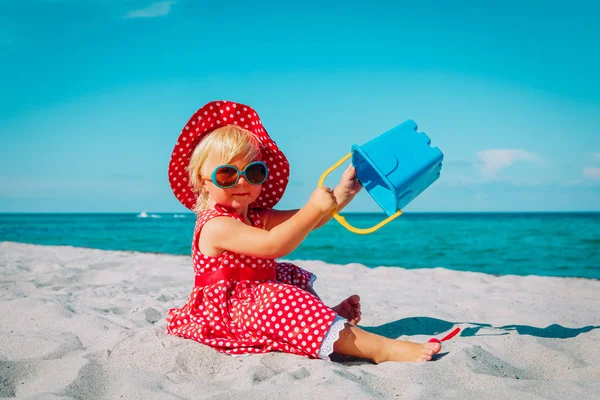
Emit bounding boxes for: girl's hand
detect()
[309,186,338,214]
[337,164,363,198]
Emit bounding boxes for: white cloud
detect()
[124,1,176,19]
[583,167,600,179]
[476,148,542,178]
[593,152,600,160]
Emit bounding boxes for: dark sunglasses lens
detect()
[245,163,267,184]
[214,166,238,187]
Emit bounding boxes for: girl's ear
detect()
[198,167,206,188]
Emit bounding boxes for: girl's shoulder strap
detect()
[248,207,266,229]
[192,208,240,254]
[195,207,239,229]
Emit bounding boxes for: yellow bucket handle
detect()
[318,152,402,234]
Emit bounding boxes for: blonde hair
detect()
[188,125,263,213]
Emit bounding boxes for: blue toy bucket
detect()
[318,120,443,234]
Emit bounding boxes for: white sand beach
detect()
[1,241,599,399]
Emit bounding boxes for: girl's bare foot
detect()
[332,294,361,324]
[332,322,443,364]
[381,340,442,363]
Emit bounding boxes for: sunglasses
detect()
[204,161,269,189]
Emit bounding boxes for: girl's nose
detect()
[237,175,249,186]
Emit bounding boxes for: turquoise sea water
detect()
[1,213,598,279]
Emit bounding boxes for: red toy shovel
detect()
[428,327,461,343]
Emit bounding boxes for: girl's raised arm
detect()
[202,187,336,259]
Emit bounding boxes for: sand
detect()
[1,241,599,399]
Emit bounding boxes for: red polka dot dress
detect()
[166,207,347,360]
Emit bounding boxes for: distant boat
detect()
[138,211,148,218]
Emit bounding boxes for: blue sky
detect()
[1,0,599,212]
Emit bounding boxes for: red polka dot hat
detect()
[168,100,290,211]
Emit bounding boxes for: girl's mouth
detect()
[232,193,249,197]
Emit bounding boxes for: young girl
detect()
[166,100,441,362]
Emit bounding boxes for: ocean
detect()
[1,212,598,279]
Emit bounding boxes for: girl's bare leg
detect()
[332,323,442,363]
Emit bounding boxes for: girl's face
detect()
[201,153,263,210]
